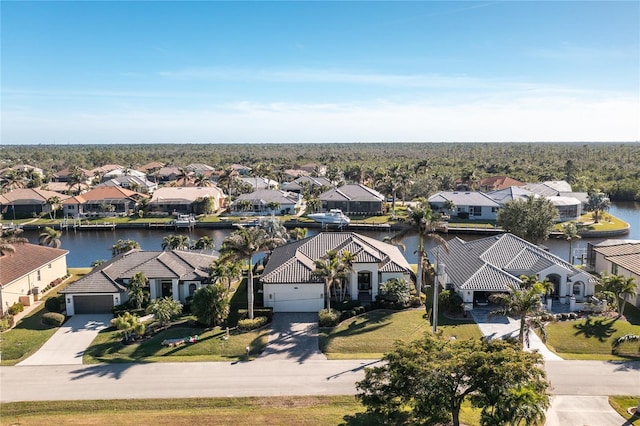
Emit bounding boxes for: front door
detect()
[161,281,173,298]
[358,271,371,302]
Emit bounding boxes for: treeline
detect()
[1,142,639,201]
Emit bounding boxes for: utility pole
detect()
[432,262,445,334]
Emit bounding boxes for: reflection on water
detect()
[22,201,638,267]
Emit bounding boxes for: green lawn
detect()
[609,396,640,425]
[319,308,481,359]
[545,311,640,360]
[0,275,83,366]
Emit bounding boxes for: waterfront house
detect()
[0,188,71,219]
[260,232,413,312]
[586,239,640,308]
[433,233,598,312]
[240,176,280,191]
[231,189,301,215]
[478,176,525,192]
[149,186,227,214]
[318,184,385,215]
[0,243,68,315]
[62,187,147,217]
[96,176,158,194]
[428,191,501,220]
[282,176,334,194]
[61,250,215,315]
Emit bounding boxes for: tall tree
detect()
[311,249,354,309]
[601,274,638,318]
[558,222,581,263]
[497,195,559,244]
[357,334,549,426]
[220,226,284,319]
[586,190,611,223]
[489,279,548,348]
[194,173,212,187]
[146,297,183,326]
[289,227,308,241]
[39,226,62,248]
[128,272,148,309]
[161,234,190,251]
[0,229,29,255]
[112,239,140,256]
[191,235,215,253]
[191,283,230,327]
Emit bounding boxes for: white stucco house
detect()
[61,250,216,315]
[0,243,68,315]
[587,239,640,308]
[433,233,598,312]
[428,191,501,220]
[260,232,413,312]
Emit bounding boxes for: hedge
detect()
[8,303,24,316]
[42,312,66,327]
[237,316,268,331]
[238,308,273,322]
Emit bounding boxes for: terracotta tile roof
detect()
[479,176,525,190]
[0,243,68,286]
[261,232,411,284]
[79,186,147,201]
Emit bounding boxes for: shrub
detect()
[8,302,24,316]
[318,308,340,327]
[439,290,464,315]
[42,312,66,327]
[409,296,422,308]
[0,314,14,331]
[379,278,412,307]
[237,316,268,331]
[238,308,273,322]
[45,295,64,313]
[332,299,361,312]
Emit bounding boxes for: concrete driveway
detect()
[259,312,326,362]
[545,395,631,426]
[17,314,112,366]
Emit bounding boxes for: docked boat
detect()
[172,214,197,228]
[307,209,351,226]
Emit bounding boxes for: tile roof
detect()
[233,189,299,205]
[61,250,215,294]
[261,232,411,284]
[434,233,597,292]
[0,243,68,286]
[319,184,385,202]
[428,191,501,207]
[150,186,226,204]
[593,242,640,275]
[0,188,71,204]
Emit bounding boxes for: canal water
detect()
[22,202,639,268]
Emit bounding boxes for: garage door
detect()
[272,293,324,313]
[74,295,114,314]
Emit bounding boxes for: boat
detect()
[307,209,351,226]
[172,214,197,228]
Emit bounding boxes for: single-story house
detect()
[149,186,227,214]
[61,250,216,315]
[240,176,280,191]
[282,176,334,194]
[0,188,71,219]
[260,232,413,312]
[186,163,216,175]
[524,181,574,196]
[587,239,640,307]
[136,161,165,175]
[487,186,538,204]
[0,243,68,315]
[102,168,147,181]
[547,195,582,221]
[300,163,327,176]
[488,186,581,222]
[429,191,501,220]
[51,167,92,183]
[433,233,598,311]
[96,176,158,194]
[62,187,147,217]
[231,190,301,215]
[318,184,385,215]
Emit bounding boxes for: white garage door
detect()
[264,284,324,313]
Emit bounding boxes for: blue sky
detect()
[2,1,638,144]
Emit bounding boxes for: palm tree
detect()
[558,222,581,263]
[192,235,215,253]
[161,234,190,251]
[311,249,354,310]
[386,200,448,298]
[194,173,212,187]
[39,226,62,248]
[489,281,548,348]
[586,190,611,223]
[128,272,148,309]
[45,196,62,220]
[111,239,140,256]
[66,165,85,194]
[220,226,285,319]
[289,227,308,241]
[1,169,24,192]
[0,229,29,255]
[601,274,638,317]
[216,167,235,196]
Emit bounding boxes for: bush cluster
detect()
[0,314,15,332]
[339,305,366,322]
[238,308,273,322]
[45,295,65,313]
[331,299,361,312]
[237,316,268,331]
[318,308,340,327]
[42,312,66,327]
[112,303,146,317]
[8,302,24,316]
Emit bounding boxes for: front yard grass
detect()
[609,396,640,425]
[0,274,84,366]
[0,395,482,426]
[545,311,640,360]
[319,308,481,359]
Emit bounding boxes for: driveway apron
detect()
[259,312,326,362]
[18,314,112,366]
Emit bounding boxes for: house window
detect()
[48,263,52,269]
[611,264,618,275]
[189,284,197,297]
[470,206,482,216]
[491,207,499,213]
[358,272,371,291]
[37,270,41,281]
[573,282,582,296]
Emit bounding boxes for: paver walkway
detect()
[18,314,112,366]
